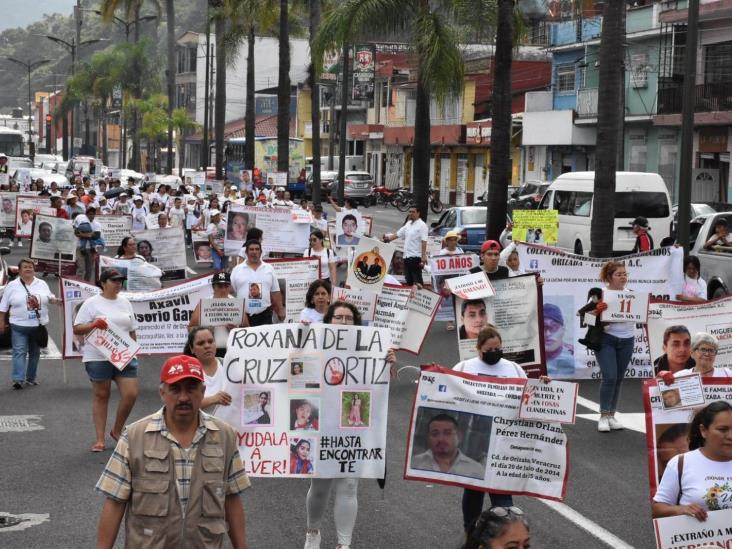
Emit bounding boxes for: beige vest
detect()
[123,412,237,549]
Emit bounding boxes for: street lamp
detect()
[86,9,158,42]
[5,57,52,162]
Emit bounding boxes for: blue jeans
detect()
[462,489,514,531]
[212,250,225,271]
[11,324,41,383]
[597,333,634,413]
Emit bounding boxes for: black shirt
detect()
[469,265,510,280]
[653,354,695,375]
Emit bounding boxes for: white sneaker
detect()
[597,416,610,432]
[16,241,22,247]
[304,530,321,549]
[608,416,624,430]
[8,242,13,247]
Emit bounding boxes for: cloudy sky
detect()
[0,0,76,32]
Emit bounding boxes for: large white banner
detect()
[642,378,732,496]
[653,509,732,549]
[216,325,391,478]
[269,257,321,322]
[96,215,132,249]
[15,194,54,238]
[230,206,310,255]
[404,365,569,500]
[62,275,213,358]
[517,244,684,379]
[98,256,163,292]
[455,274,545,377]
[30,214,76,262]
[131,226,187,278]
[648,297,732,369]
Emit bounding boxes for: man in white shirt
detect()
[383,205,428,288]
[230,239,285,326]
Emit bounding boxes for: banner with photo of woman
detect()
[455,274,545,377]
[231,205,309,254]
[517,244,684,379]
[224,207,255,255]
[131,226,187,279]
[404,365,569,500]
[29,214,76,262]
[192,229,213,264]
[215,324,392,478]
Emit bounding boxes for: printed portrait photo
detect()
[661,388,682,410]
[654,423,689,481]
[226,211,251,242]
[289,353,321,391]
[341,391,371,428]
[242,389,272,426]
[249,283,263,300]
[543,296,575,378]
[290,397,320,431]
[409,407,490,480]
[457,298,488,341]
[289,436,315,475]
[193,241,213,263]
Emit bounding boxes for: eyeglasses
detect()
[331,315,354,322]
[487,506,524,518]
[695,347,718,355]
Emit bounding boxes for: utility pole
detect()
[74,0,81,156]
[337,43,349,204]
[677,0,699,251]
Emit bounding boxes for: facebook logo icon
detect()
[529,259,539,270]
[438,385,447,393]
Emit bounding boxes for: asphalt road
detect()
[0,203,656,549]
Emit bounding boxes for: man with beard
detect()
[411,413,484,479]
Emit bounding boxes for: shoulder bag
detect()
[20,280,49,348]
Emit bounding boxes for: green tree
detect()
[313,0,465,219]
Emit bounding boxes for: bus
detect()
[0,128,24,157]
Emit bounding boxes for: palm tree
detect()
[278,0,291,174]
[211,0,227,180]
[165,0,175,175]
[590,1,625,258]
[313,0,464,220]
[309,0,322,203]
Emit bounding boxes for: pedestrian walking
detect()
[184,326,234,414]
[95,355,250,549]
[73,269,139,452]
[230,239,285,326]
[382,206,428,288]
[0,258,62,389]
[470,240,509,280]
[630,216,653,253]
[304,230,338,283]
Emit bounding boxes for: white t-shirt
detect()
[74,294,138,362]
[311,218,328,233]
[680,276,707,300]
[0,277,56,326]
[230,261,281,314]
[130,206,148,231]
[654,449,732,510]
[453,356,527,379]
[303,247,337,279]
[299,307,324,324]
[168,206,185,228]
[437,247,464,255]
[396,218,428,258]
[204,359,226,400]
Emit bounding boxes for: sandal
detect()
[109,430,120,442]
[90,442,106,453]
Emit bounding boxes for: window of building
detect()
[556,63,576,93]
[705,41,732,85]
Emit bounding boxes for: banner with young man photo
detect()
[517,244,684,379]
[216,324,392,478]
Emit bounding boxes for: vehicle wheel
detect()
[574,240,583,255]
[396,195,412,212]
[362,195,373,208]
[430,198,444,214]
[712,286,728,299]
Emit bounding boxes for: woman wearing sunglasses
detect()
[463,506,530,549]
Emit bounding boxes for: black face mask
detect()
[481,350,503,365]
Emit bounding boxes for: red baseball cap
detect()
[160,355,204,385]
[480,240,502,253]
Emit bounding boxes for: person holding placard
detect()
[299,279,332,325]
[183,326,233,413]
[652,401,732,520]
[207,209,227,271]
[73,269,139,453]
[591,261,634,433]
[231,239,285,326]
[469,240,509,280]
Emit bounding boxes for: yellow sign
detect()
[513,210,558,245]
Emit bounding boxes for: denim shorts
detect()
[84,358,139,382]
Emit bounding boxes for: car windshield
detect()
[461,208,486,225]
[346,174,371,181]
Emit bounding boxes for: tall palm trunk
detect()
[101,97,109,165]
[165,0,175,174]
[215,14,226,180]
[277,0,291,174]
[590,1,625,258]
[131,5,142,171]
[413,76,431,220]
[485,0,513,240]
[245,26,256,170]
[309,0,322,203]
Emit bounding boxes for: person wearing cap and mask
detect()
[470,240,509,280]
[73,269,139,452]
[207,209,227,271]
[630,216,653,253]
[95,355,250,549]
[543,303,575,377]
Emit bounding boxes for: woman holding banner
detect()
[73,269,139,452]
[299,280,332,325]
[652,401,732,520]
[304,300,396,549]
[304,230,338,283]
[183,326,232,413]
[591,261,634,433]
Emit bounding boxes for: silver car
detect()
[333,171,374,201]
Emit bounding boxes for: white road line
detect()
[575,395,646,433]
[538,499,636,549]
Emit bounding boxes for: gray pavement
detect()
[0,204,655,548]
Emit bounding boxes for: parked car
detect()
[305,170,339,198]
[670,203,719,238]
[509,180,551,211]
[429,206,509,254]
[12,168,69,188]
[65,156,102,179]
[688,212,732,299]
[331,171,375,203]
[33,154,64,169]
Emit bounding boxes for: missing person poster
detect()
[62,275,214,358]
[335,211,366,248]
[270,257,321,322]
[512,210,559,245]
[95,215,133,249]
[234,206,309,254]
[29,214,76,262]
[86,324,141,370]
[653,509,732,549]
[642,378,732,495]
[405,365,569,500]
[332,287,378,323]
[519,380,579,424]
[346,236,396,294]
[0,192,17,228]
[15,195,55,238]
[200,298,245,327]
[215,324,392,478]
[131,226,187,279]
[98,256,163,292]
[602,289,649,323]
[517,244,684,379]
[224,206,255,255]
[647,297,732,369]
[455,274,545,377]
[192,229,213,265]
[445,272,496,300]
[431,253,480,322]
[371,284,441,354]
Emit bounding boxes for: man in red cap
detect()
[96,355,250,549]
[470,240,509,280]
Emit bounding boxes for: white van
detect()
[537,172,672,255]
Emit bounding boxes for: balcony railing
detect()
[658,81,732,114]
[576,87,598,118]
